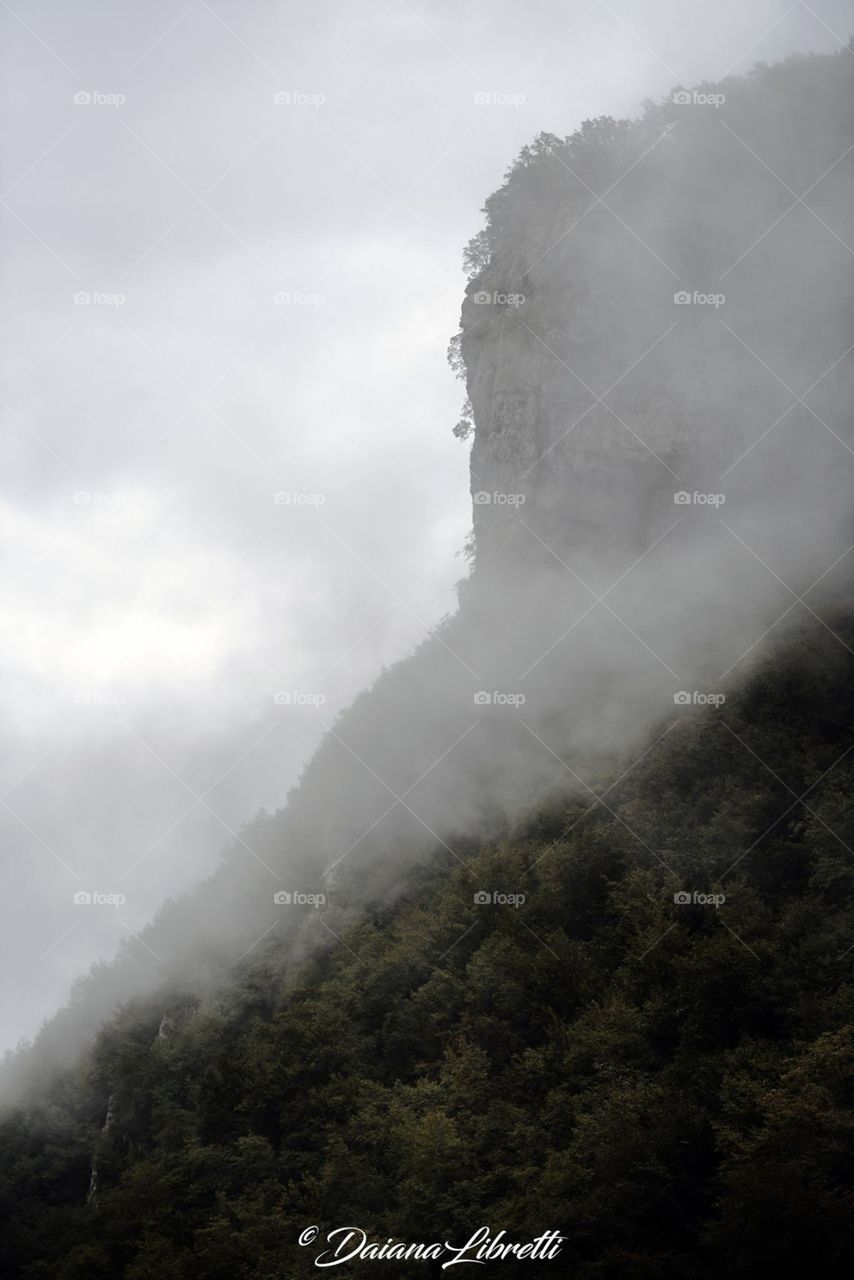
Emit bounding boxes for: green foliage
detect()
[2,614,854,1277]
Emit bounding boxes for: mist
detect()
[2,0,852,1089]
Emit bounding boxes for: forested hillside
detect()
[2,614,854,1277]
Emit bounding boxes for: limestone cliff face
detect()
[460,277,685,575]
[456,53,854,581]
[457,210,742,580]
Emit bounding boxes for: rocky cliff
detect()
[458,55,854,580]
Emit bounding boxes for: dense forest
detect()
[2,45,854,1279]
[2,614,854,1276]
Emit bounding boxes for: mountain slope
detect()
[2,43,854,1279]
[4,44,852,1095]
[1,614,854,1278]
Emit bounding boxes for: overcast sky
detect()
[1,0,851,1053]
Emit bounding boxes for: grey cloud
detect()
[1,0,849,1052]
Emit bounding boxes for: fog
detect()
[1,0,852,1065]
